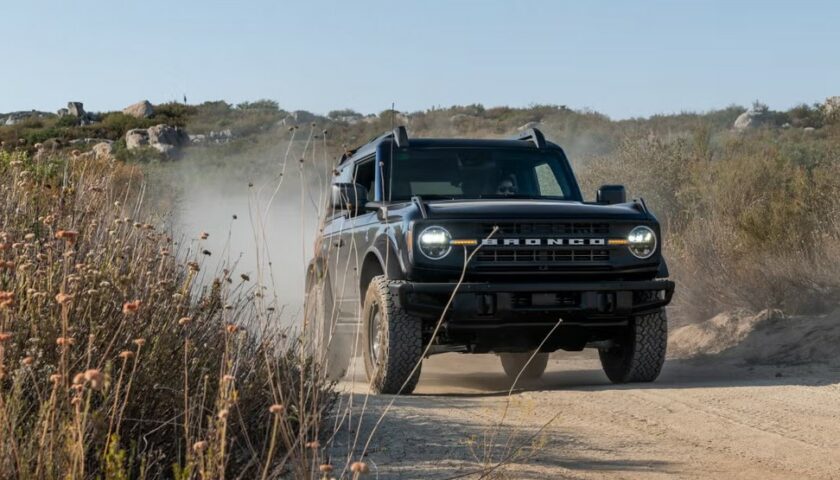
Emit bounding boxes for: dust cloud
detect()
[148,133,332,328]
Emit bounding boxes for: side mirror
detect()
[597,185,626,205]
[331,183,369,215]
[365,201,388,221]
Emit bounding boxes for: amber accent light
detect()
[450,239,478,246]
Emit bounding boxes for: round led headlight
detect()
[627,226,657,259]
[417,226,452,260]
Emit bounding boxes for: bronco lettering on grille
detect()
[481,238,606,246]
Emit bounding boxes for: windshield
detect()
[384,148,580,201]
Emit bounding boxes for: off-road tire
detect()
[362,275,423,394]
[598,307,667,383]
[499,352,549,380]
[304,269,348,381]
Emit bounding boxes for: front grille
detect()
[475,247,610,263]
[481,222,610,236]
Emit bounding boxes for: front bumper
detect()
[391,279,674,326]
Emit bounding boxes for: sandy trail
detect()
[328,351,840,479]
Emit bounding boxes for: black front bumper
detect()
[391,279,675,326]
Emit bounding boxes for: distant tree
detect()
[327,109,362,120]
[236,99,279,112]
[786,103,824,128]
[751,100,770,113]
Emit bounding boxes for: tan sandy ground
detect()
[327,351,840,479]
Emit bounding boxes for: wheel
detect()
[499,352,549,380]
[304,268,349,381]
[598,307,667,383]
[362,275,423,394]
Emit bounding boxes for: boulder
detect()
[92,142,115,161]
[825,96,840,118]
[69,137,112,146]
[147,124,189,154]
[67,102,86,118]
[125,129,150,149]
[1,110,54,126]
[209,129,233,143]
[57,108,69,117]
[733,105,772,131]
[123,100,154,119]
[126,124,190,157]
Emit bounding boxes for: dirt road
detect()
[328,352,840,479]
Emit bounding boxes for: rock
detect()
[67,102,86,118]
[69,137,112,146]
[92,142,115,161]
[125,124,190,156]
[189,134,207,144]
[125,129,149,149]
[803,127,816,133]
[147,124,189,153]
[733,105,773,131]
[825,96,840,118]
[290,110,318,123]
[0,110,54,126]
[123,100,154,119]
[209,129,232,139]
[57,108,69,117]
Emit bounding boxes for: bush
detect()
[0,151,333,478]
[575,129,840,321]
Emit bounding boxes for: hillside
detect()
[3,97,840,323]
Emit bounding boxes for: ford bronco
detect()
[305,127,674,394]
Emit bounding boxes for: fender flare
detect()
[365,234,406,281]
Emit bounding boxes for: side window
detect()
[534,163,564,196]
[353,157,376,198]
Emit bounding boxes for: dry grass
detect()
[0,149,334,479]
[575,128,840,322]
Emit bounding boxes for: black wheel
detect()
[499,353,549,380]
[598,308,667,383]
[304,268,349,381]
[362,275,423,394]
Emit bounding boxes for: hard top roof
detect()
[339,126,561,166]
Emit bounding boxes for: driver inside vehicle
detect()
[496,174,518,195]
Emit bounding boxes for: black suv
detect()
[305,127,674,394]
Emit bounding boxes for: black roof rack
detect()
[339,126,409,164]
[513,127,546,148]
[393,125,408,147]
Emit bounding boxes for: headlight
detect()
[627,226,657,259]
[417,226,452,260]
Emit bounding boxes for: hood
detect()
[423,199,648,220]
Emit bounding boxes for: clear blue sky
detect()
[1,0,837,119]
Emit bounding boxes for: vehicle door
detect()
[333,155,377,324]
